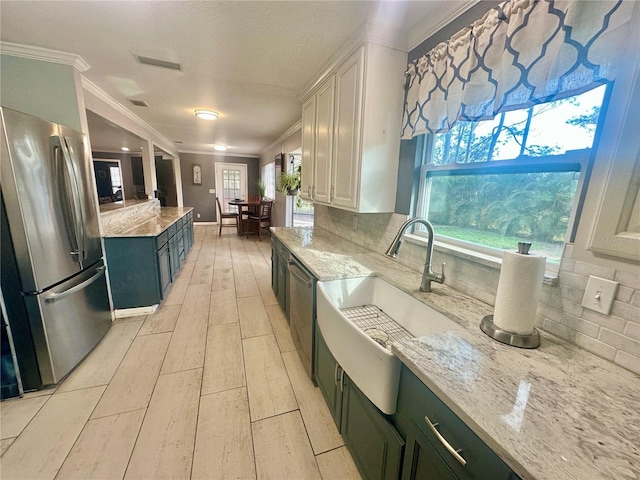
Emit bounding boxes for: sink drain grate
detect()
[339,304,413,348]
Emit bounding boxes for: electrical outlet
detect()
[197,213,201,219]
[352,215,358,230]
[581,275,618,315]
[209,189,215,194]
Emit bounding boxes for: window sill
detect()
[402,233,559,286]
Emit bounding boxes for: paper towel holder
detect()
[480,315,540,349]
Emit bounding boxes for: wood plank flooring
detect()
[0,226,361,480]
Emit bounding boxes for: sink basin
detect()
[316,276,461,414]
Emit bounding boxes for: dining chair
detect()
[246,200,273,241]
[216,196,238,237]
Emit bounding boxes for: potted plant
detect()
[276,166,300,195]
[257,179,266,199]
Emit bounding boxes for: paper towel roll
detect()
[493,251,546,335]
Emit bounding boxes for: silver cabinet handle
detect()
[424,416,466,466]
[339,367,344,392]
[334,363,339,387]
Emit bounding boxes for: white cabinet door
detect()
[300,96,316,201]
[313,77,335,205]
[332,49,363,211]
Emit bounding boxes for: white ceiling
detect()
[1,1,474,156]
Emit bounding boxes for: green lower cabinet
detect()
[396,366,519,480]
[271,238,279,297]
[104,213,194,309]
[104,236,164,308]
[270,237,290,321]
[314,322,343,428]
[341,376,404,480]
[157,242,172,299]
[168,232,181,279]
[314,323,404,480]
[402,422,458,480]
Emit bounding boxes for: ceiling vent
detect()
[129,99,149,107]
[135,55,183,72]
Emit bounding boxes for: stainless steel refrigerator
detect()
[1,107,111,388]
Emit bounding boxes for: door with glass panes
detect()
[214,163,248,223]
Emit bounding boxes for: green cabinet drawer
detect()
[167,222,177,237]
[156,230,168,249]
[397,366,516,480]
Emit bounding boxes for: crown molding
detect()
[297,23,409,103]
[260,120,302,156]
[0,41,91,72]
[81,76,177,155]
[177,149,259,159]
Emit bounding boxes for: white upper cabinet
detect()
[300,96,316,201]
[332,48,362,210]
[300,42,406,213]
[313,77,335,205]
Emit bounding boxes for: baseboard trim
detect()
[114,305,158,318]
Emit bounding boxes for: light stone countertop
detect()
[102,207,193,237]
[271,226,640,480]
[98,198,155,213]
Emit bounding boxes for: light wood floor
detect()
[0,225,362,480]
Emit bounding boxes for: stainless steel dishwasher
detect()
[288,256,316,379]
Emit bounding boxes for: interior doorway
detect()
[155,155,178,207]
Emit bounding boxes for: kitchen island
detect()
[101,200,194,313]
[271,226,640,480]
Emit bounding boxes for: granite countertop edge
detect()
[102,206,193,237]
[270,226,640,480]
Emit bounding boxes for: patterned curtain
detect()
[401,0,636,139]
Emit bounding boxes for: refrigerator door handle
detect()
[43,266,106,304]
[52,139,80,262]
[63,136,87,261]
[58,135,85,262]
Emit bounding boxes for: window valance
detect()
[401,0,635,139]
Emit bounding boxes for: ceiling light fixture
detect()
[195,109,218,120]
[214,145,227,152]
[121,147,130,152]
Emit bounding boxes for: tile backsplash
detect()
[314,205,640,375]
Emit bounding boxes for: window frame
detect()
[261,161,276,199]
[412,85,612,268]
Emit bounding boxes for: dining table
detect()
[228,199,260,236]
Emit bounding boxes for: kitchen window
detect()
[414,84,609,265]
[261,162,276,199]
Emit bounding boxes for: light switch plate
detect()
[209,189,216,194]
[581,275,618,315]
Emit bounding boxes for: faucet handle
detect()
[438,262,446,282]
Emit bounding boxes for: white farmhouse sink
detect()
[316,276,461,414]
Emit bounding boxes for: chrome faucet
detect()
[385,218,445,292]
